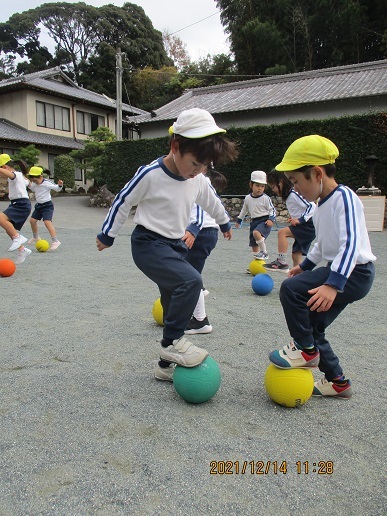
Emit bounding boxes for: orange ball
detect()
[0,258,16,277]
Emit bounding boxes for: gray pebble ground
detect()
[0,196,385,515]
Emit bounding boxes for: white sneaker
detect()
[159,336,208,367]
[14,247,32,265]
[253,251,269,260]
[154,363,175,382]
[49,241,61,251]
[8,235,28,252]
[27,237,41,244]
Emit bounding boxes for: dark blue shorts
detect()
[289,219,316,255]
[249,217,271,247]
[3,198,31,231]
[31,201,54,221]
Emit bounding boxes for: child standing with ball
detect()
[96,108,238,381]
[184,166,228,335]
[269,135,376,398]
[264,169,316,273]
[0,154,32,264]
[235,170,276,261]
[27,167,63,251]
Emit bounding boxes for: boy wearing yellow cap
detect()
[0,154,32,264]
[269,135,376,398]
[96,108,238,380]
[27,167,63,250]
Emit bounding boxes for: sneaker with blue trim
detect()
[269,341,320,369]
[313,377,353,398]
[253,251,269,260]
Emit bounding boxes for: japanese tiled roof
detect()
[130,60,387,124]
[0,118,84,150]
[0,67,148,116]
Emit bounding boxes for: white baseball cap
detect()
[251,170,267,184]
[169,108,226,138]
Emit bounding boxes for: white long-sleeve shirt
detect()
[301,185,376,291]
[186,176,220,237]
[286,189,315,222]
[29,178,62,203]
[98,157,230,246]
[236,193,276,223]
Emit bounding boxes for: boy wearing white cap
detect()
[235,170,276,261]
[96,108,238,381]
[269,135,376,398]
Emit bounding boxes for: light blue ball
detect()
[252,273,274,296]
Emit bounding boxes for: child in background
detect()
[264,169,316,273]
[27,167,63,250]
[269,135,376,398]
[96,108,238,382]
[0,154,32,264]
[184,166,228,335]
[235,170,276,260]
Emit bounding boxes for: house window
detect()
[74,158,83,182]
[76,111,104,135]
[48,154,58,178]
[36,101,70,131]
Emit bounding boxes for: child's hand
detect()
[58,180,64,186]
[223,229,232,240]
[265,220,273,227]
[182,231,195,249]
[235,222,240,229]
[288,217,299,226]
[307,285,337,312]
[96,237,110,251]
[288,265,303,277]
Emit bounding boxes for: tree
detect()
[13,144,40,167]
[216,0,387,75]
[70,126,116,186]
[162,31,190,70]
[54,154,75,190]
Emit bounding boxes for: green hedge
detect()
[100,113,387,195]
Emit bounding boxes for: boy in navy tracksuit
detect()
[96,109,238,381]
[269,135,376,398]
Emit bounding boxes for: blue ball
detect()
[251,273,274,295]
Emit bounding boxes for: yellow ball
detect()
[152,297,164,326]
[35,239,50,252]
[264,364,314,408]
[249,259,266,275]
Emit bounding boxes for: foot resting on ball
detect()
[269,341,320,369]
[160,336,208,367]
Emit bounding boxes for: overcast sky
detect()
[1,0,230,61]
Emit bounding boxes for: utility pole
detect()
[116,47,123,141]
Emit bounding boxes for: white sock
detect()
[257,238,267,253]
[278,253,287,262]
[193,290,206,321]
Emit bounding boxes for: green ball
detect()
[173,356,221,404]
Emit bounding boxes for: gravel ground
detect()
[0,196,385,515]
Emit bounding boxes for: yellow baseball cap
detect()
[169,108,226,138]
[0,154,11,167]
[275,135,339,172]
[28,166,44,176]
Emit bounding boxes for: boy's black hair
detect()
[7,159,29,176]
[207,166,227,193]
[295,164,336,178]
[267,169,292,201]
[171,134,238,166]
